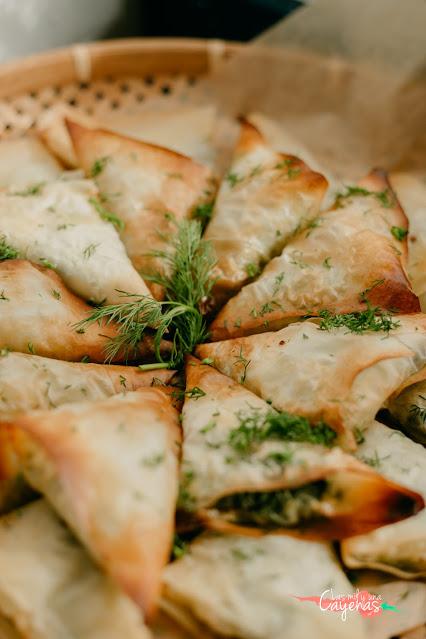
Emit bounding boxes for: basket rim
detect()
[0,37,243,98]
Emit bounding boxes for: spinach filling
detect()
[214,480,327,529]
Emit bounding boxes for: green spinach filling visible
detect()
[214,480,327,529]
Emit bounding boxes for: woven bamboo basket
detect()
[0,38,240,138]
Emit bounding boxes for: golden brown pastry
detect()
[179,357,422,539]
[0,500,152,639]
[341,420,426,579]
[0,260,159,363]
[67,121,215,298]
[0,350,174,514]
[204,121,328,305]
[162,533,367,639]
[7,389,181,620]
[210,170,419,341]
[0,177,150,304]
[197,315,426,449]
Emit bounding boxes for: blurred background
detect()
[0,0,303,62]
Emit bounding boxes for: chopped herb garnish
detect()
[51,289,61,300]
[245,262,260,278]
[233,346,251,383]
[90,156,110,177]
[0,290,9,301]
[27,342,35,355]
[39,258,55,270]
[323,257,332,269]
[354,427,366,444]
[226,172,243,187]
[318,306,399,334]
[335,185,395,209]
[89,197,124,231]
[11,182,45,197]
[185,386,206,400]
[272,272,285,296]
[119,374,127,388]
[0,237,19,261]
[172,533,188,559]
[200,420,217,434]
[178,469,195,510]
[80,355,90,363]
[83,243,99,259]
[228,409,336,456]
[361,450,389,468]
[391,226,408,241]
[275,158,301,179]
[193,201,214,226]
[201,357,214,365]
[141,453,164,467]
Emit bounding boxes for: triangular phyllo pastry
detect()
[0,177,150,304]
[341,420,426,579]
[0,351,174,514]
[204,121,328,306]
[67,121,215,298]
[7,388,181,620]
[210,169,419,340]
[0,259,161,362]
[0,501,151,639]
[197,315,426,449]
[179,358,421,539]
[162,533,366,639]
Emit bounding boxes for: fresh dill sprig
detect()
[0,236,19,261]
[143,217,216,309]
[318,305,400,334]
[74,218,216,367]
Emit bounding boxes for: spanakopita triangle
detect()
[204,120,328,306]
[67,120,215,298]
[197,315,426,449]
[0,501,152,639]
[0,178,150,305]
[180,357,422,539]
[162,533,367,639]
[7,388,181,620]
[0,260,164,363]
[0,352,175,514]
[210,169,419,340]
[341,420,426,578]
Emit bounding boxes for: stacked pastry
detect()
[0,113,424,639]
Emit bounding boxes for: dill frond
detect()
[74,218,216,367]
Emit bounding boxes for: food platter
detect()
[0,37,425,639]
